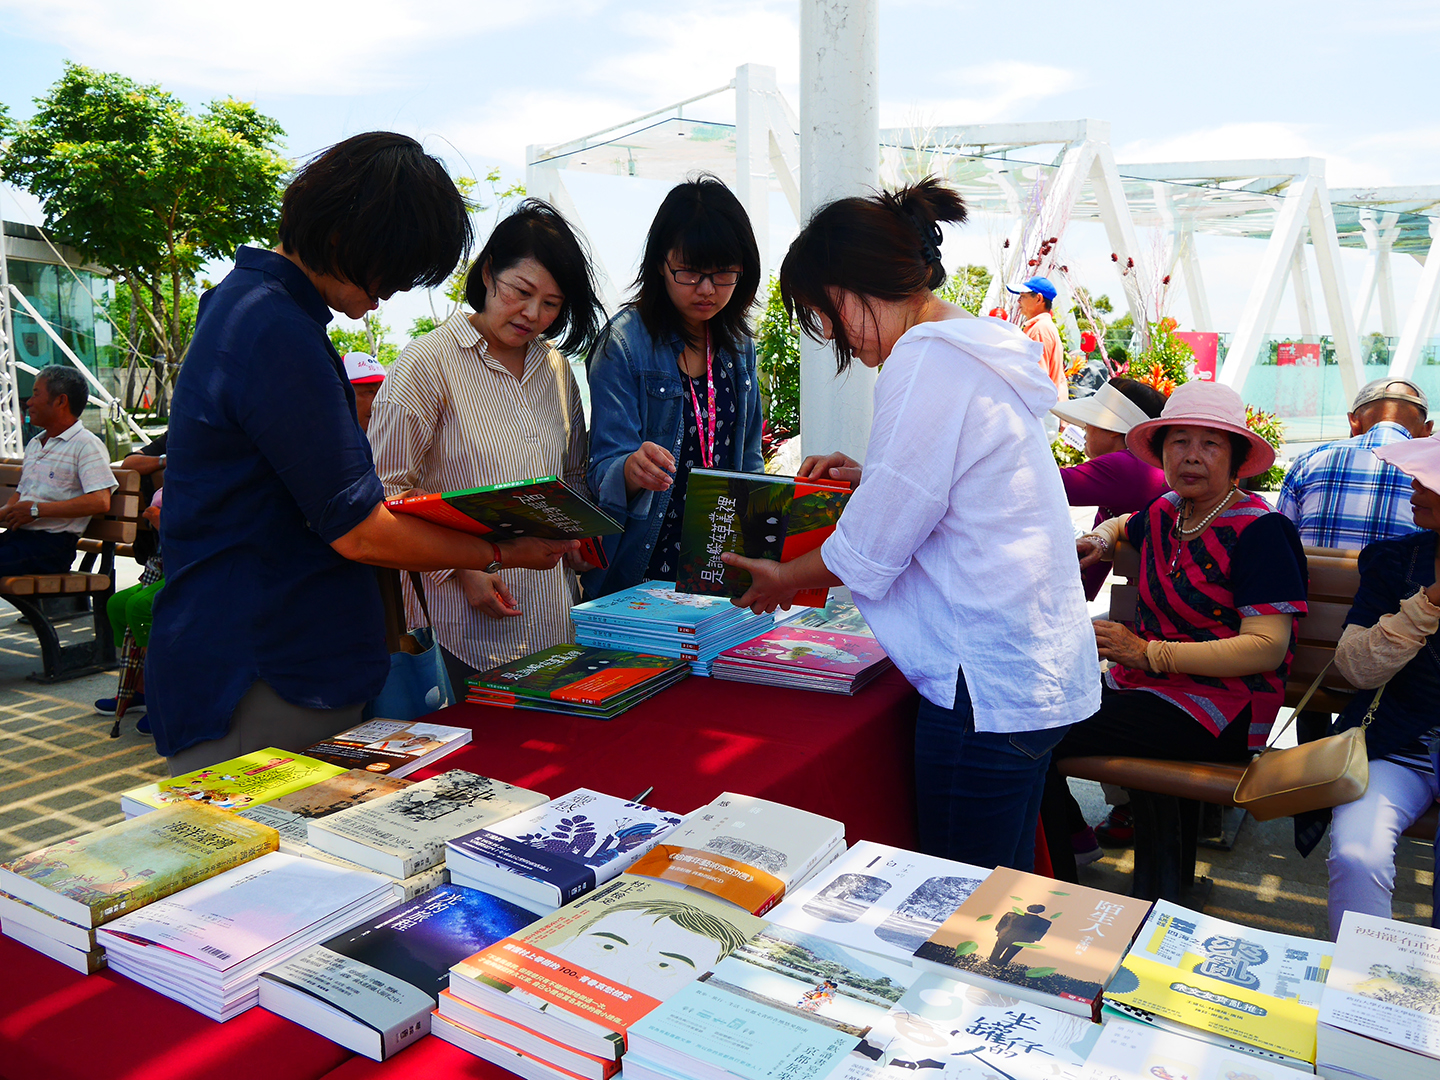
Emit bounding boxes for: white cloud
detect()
[0,0,555,95]
[881,61,1081,129]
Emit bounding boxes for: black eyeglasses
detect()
[667,265,741,287]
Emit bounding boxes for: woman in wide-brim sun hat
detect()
[1052,378,1170,602]
[1326,433,1440,939]
[1040,379,1308,883]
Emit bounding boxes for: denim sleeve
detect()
[237,317,384,543]
[738,337,764,473]
[586,321,654,521]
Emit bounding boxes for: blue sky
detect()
[3,0,1438,341]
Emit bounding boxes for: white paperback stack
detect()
[306,770,547,879]
[1318,911,1440,1080]
[97,852,395,1020]
[447,787,683,914]
[626,791,845,916]
[570,582,773,675]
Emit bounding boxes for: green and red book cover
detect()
[385,476,619,568]
[676,469,851,607]
[467,645,689,711]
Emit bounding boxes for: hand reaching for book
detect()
[722,552,799,615]
[797,451,861,488]
[459,570,522,619]
[624,442,676,496]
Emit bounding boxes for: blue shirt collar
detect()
[234,246,333,327]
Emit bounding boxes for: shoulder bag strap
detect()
[1264,658,1386,750]
[408,570,437,629]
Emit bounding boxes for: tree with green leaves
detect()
[0,63,289,403]
[330,311,399,365]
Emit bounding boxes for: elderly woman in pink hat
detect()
[1326,433,1440,938]
[1041,380,1309,882]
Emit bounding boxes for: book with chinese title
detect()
[911,867,1149,1021]
[626,791,845,916]
[447,874,767,1062]
[301,719,472,777]
[466,645,690,718]
[676,468,850,607]
[1317,911,1440,1080]
[385,476,618,568]
[120,749,349,819]
[257,883,538,1061]
[626,923,918,1080]
[825,970,1102,1080]
[1104,899,1331,1067]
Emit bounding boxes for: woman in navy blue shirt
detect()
[148,133,575,773]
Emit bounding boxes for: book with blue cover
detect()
[447,788,684,911]
[627,923,917,1080]
[570,583,754,636]
[257,883,539,1060]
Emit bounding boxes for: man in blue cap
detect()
[1006,275,1066,400]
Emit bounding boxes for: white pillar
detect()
[735,64,775,287]
[1390,220,1440,380]
[1291,243,1317,340]
[798,0,879,462]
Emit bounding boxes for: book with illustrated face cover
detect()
[778,587,875,638]
[447,874,767,1062]
[385,476,618,568]
[676,468,851,607]
[911,867,1150,1022]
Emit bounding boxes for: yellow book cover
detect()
[1105,899,1331,1064]
[0,804,278,927]
[122,748,349,815]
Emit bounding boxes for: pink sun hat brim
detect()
[1373,434,1440,493]
[1125,381,1275,479]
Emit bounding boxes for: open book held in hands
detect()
[386,476,618,568]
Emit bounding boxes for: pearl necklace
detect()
[1170,490,1237,569]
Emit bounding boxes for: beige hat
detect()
[1126,381,1276,479]
[1052,382,1153,434]
[1373,434,1440,493]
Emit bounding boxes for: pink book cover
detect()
[717,626,888,676]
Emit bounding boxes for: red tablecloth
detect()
[1,671,919,1080]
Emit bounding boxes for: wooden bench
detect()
[0,464,142,682]
[1056,540,1436,902]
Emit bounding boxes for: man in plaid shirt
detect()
[1278,378,1433,550]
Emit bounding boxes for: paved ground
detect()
[0,539,1429,942]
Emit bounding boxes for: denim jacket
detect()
[1332,530,1440,760]
[585,306,764,596]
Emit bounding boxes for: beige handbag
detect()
[1232,661,1384,822]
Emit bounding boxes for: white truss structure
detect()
[0,192,28,457]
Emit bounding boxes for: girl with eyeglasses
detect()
[585,175,764,596]
[368,199,603,694]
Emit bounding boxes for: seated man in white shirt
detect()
[0,365,118,575]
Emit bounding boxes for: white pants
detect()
[1327,759,1438,939]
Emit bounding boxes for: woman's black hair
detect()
[779,177,968,373]
[464,199,603,357]
[631,175,761,357]
[1109,376,1168,419]
[278,131,472,299]
[1148,427,1252,477]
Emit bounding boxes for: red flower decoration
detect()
[1048,237,1058,245]
[1081,330,1098,353]
[1111,253,1119,262]
[1003,238,1010,249]
[1162,275,1172,286]
[988,307,1009,320]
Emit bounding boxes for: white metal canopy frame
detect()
[527,75,1440,452]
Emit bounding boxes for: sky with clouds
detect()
[2,0,1438,342]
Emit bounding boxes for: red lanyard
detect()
[685,325,717,469]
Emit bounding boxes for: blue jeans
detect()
[915,666,1071,872]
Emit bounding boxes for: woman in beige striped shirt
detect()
[369,201,604,692]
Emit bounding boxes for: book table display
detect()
[0,668,919,1080]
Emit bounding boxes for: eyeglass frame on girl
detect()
[666,263,742,288]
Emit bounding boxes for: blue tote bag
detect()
[364,571,456,721]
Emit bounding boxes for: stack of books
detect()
[1318,911,1440,1080]
[466,644,690,719]
[97,851,397,1020]
[235,769,453,902]
[570,583,773,676]
[259,882,539,1061]
[777,586,874,637]
[447,787,684,914]
[306,770,548,880]
[435,875,767,1078]
[301,718,473,778]
[626,791,845,916]
[1081,1020,1311,1079]
[1104,899,1333,1070]
[119,748,348,818]
[0,804,277,974]
[710,625,892,694]
[911,866,1151,1022]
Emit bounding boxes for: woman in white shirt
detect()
[724,179,1099,871]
